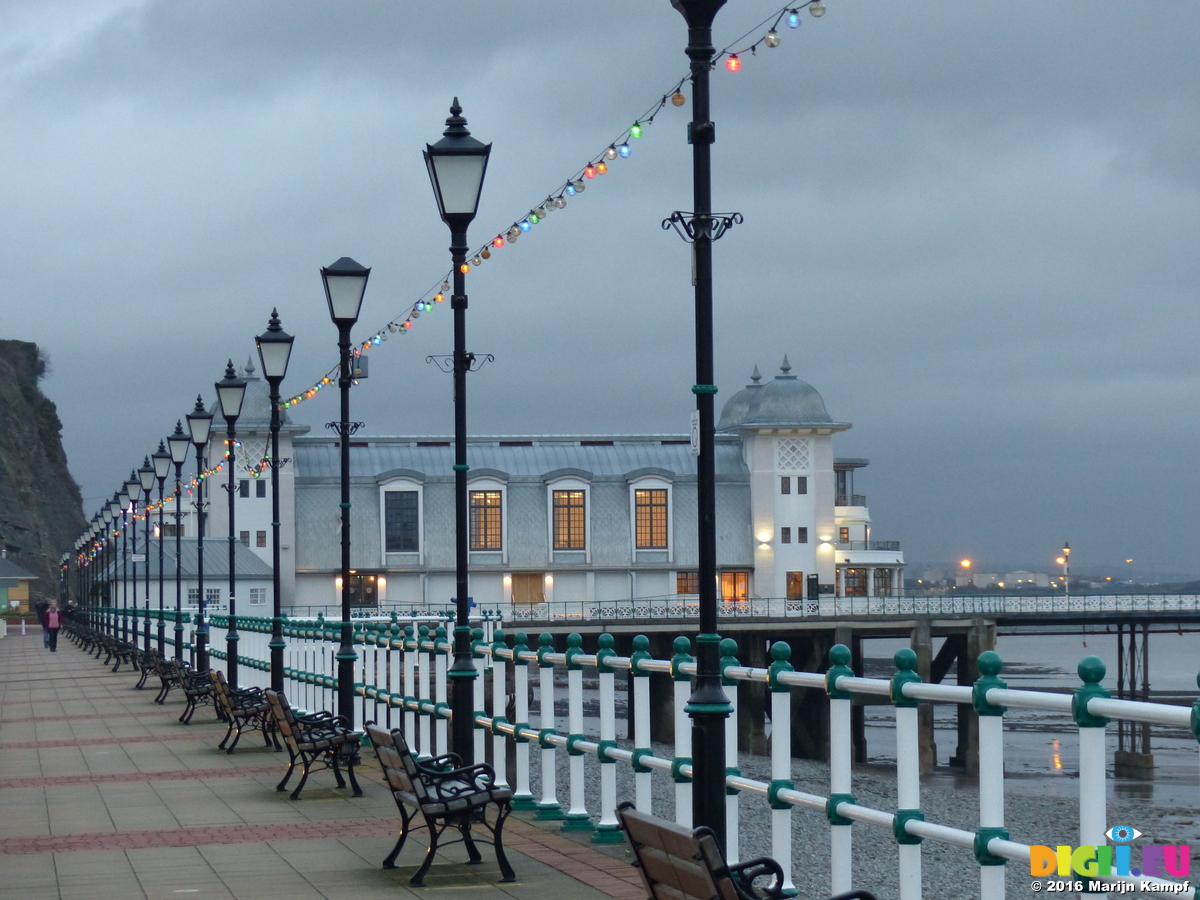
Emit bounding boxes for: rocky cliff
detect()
[0,340,85,595]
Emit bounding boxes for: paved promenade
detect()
[0,629,645,900]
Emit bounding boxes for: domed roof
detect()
[716,365,764,432]
[718,356,846,432]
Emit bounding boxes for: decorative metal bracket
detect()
[662,211,743,243]
[261,457,291,471]
[426,353,495,374]
[326,421,364,436]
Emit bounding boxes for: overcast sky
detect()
[4,1,1198,579]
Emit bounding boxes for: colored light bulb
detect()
[630,122,642,138]
[584,165,596,178]
[493,236,504,247]
[596,161,608,174]
[725,54,741,72]
[788,10,800,27]
[671,92,686,107]
[480,247,491,259]
[519,220,531,232]
[618,142,631,158]
[459,263,469,273]
[435,292,444,303]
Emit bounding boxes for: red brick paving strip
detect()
[0,765,283,789]
[0,731,221,751]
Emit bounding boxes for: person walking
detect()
[44,602,63,652]
[35,598,50,648]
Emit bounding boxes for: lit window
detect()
[720,571,749,601]
[470,491,502,550]
[839,527,850,543]
[676,571,699,594]
[634,489,668,549]
[552,490,586,550]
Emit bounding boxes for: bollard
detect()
[767,641,797,895]
[891,648,924,900]
[826,644,855,897]
[563,633,594,832]
[535,633,564,820]
[630,634,654,814]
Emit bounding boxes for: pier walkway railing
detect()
[90,609,1199,900]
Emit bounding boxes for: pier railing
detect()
[166,614,1200,900]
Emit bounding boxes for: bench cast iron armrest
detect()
[426,762,500,797]
[728,857,788,900]
[418,753,464,773]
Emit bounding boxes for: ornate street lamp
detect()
[426,98,491,762]
[121,477,137,642]
[139,457,155,653]
[322,257,370,727]
[186,395,214,670]
[167,420,191,660]
[106,495,121,636]
[216,361,247,686]
[152,441,171,653]
[256,308,295,693]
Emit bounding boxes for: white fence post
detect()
[891,648,924,900]
[417,624,432,757]
[472,627,487,764]
[491,630,510,790]
[403,624,417,746]
[671,636,694,828]
[1075,656,1110,900]
[434,625,449,756]
[593,633,623,842]
[767,641,796,895]
[535,632,564,821]
[630,634,654,814]
[511,632,536,810]
[974,650,1009,900]
[563,632,595,833]
[720,638,741,863]
[826,644,855,897]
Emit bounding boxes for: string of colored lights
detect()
[273,0,827,412]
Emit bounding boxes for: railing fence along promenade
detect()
[78,602,1200,899]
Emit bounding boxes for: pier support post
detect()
[738,634,769,755]
[911,619,935,774]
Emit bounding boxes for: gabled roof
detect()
[0,557,37,580]
[99,538,272,580]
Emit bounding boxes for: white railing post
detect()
[630,634,654,814]
[511,632,536,810]
[434,625,449,756]
[767,641,796,895]
[973,650,1009,900]
[593,633,623,842]
[472,627,487,764]
[890,648,924,900]
[563,632,595,833]
[671,636,694,828]
[386,620,400,729]
[826,644,855,897]
[403,624,417,745]
[535,632,564,821]
[490,630,510,790]
[1075,656,1110,900]
[417,624,432,757]
[720,638,741,863]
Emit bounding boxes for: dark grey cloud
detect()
[2,0,1198,578]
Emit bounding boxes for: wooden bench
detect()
[208,670,280,753]
[616,802,877,900]
[364,723,515,887]
[265,690,362,800]
[172,659,217,724]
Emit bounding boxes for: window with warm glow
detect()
[676,571,699,594]
[634,489,668,549]
[470,491,502,550]
[720,571,749,601]
[552,490,586,550]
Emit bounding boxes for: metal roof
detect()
[99,538,272,580]
[293,435,750,483]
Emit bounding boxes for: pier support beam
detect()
[911,619,935,774]
[738,634,769,755]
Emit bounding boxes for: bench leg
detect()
[345,751,362,797]
[492,802,516,883]
[460,824,483,864]
[409,824,442,887]
[276,746,298,792]
[218,719,236,750]
[382,805,413,869]
[289,750,313,800]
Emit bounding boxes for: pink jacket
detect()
[45,610,62,629]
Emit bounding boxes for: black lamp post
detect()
[167,420,191,660]
[107,495,121,636]
[187,395,215,671]
[216,361,247,687]
[152,441,171,653]
[120,481,134,642]
[425,98,491,762]
[139,458,155,652]
[256,308,295,693]
[125,472,143,643]
[322,257,370,727]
